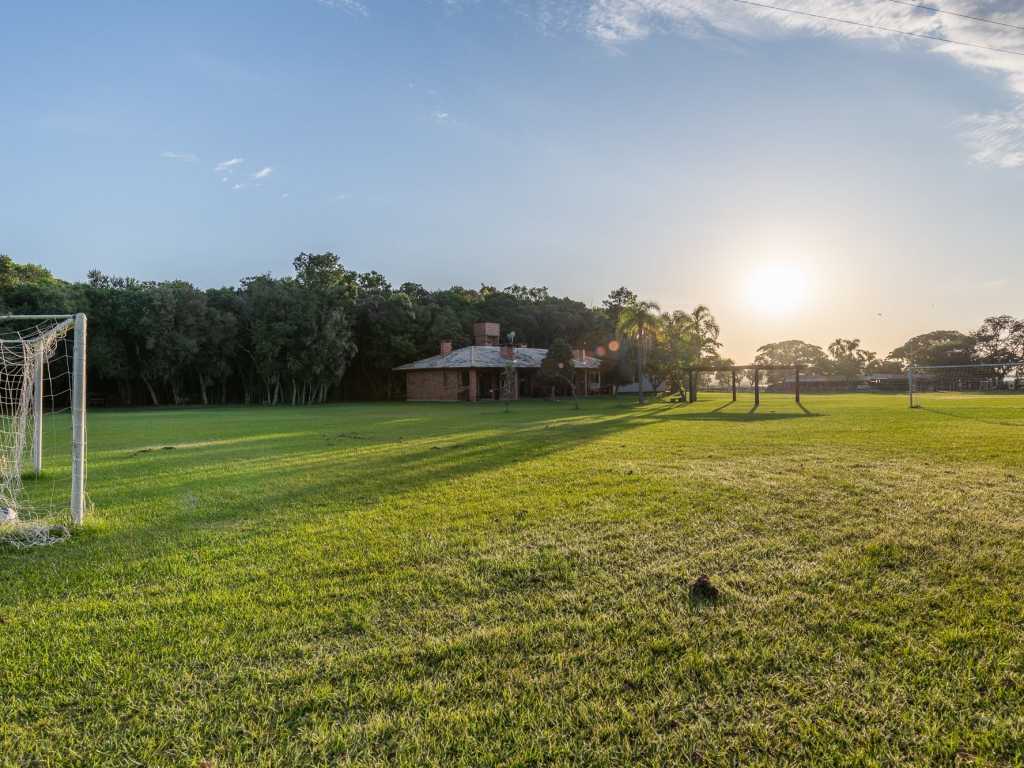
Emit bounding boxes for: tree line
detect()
[1,253,1017,405]
[751,318,1023,386]
[0,253,624,405]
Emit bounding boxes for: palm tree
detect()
[688,304,722,361]
[617,300,661,404]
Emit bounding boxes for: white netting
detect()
[0,317,81,547]
[909,362,1024,409]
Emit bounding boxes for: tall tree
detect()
[687,304,722,361]
[349,274,419,399]
[602,287,639,332]
[196,288,242,404]
[652,311,697,397]
[289,252,358,403]
[617,299,660,404]
[827,338,876,383]
[889,331,975,368]
[974,315,1024,367]
[539,338,579,408]
[754,339,829,385]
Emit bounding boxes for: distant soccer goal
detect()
[0,314,87,547]
[908,362,1023,409]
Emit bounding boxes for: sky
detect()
[2,0,1023,363]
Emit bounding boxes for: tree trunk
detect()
[198,373,209,405]
[637,353,646,405]
[143,377,160,407]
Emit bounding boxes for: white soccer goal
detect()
[908,362,1023,408]
[0,314,87,547]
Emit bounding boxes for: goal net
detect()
[0,314,87,547]
[909,362,1024,409]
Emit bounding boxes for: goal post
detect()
[0,313,87,546]
[908,361,1024,408]
[71,313,87,524]
[33,342,44,476]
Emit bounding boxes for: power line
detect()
[885,0,1024,34]
[729,0,1024,57]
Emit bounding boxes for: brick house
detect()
[395,322,602,402]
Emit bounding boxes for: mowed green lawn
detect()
[2,393,1024,767]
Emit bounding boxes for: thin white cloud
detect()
[282,192,290,198]
[232,183,245,190]
[433,111,450,123]
[252,166,273,179]
[317,0,367,16]
[581,0,1024,167]
[215,157,245,173]
[962,107,1024,168]
[161,151,198,162]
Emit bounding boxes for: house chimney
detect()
[440,340,453,356]
[574,348,587,362]
[473,321,501,346]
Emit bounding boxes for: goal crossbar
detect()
[683,364,805,406]
[0,314,76,322]
[0,317,75,343]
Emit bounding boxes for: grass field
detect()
[2,393,1024,767]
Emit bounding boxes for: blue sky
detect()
[2,0,1023,361]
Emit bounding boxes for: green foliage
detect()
[889,330,976,367]
[538,338,578,406]
[756,339,829,372]
[0,255,70,315]
[756,339,882,384]
[650,306,724,394]
[0,254,60,293]
[974,315,1024,365]
[616,299,661,403]
[2,252,620,404]
[827,338,876,381]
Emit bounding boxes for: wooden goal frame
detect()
[682,364,804,406]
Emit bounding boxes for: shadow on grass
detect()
[0,398,821,593]
[663,407,816,423]
[917,405,1024,429]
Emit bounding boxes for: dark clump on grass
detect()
[689,574,719,605]
[130,445,177,457]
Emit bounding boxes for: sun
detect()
[744,264,808,314]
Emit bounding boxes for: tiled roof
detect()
[394,346,602,371]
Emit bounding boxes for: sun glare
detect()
[744,264,808,314]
